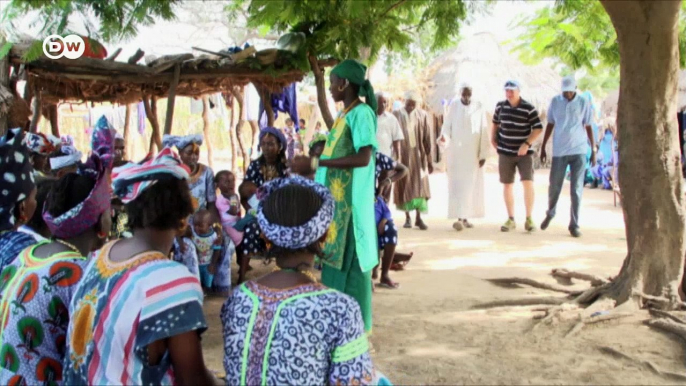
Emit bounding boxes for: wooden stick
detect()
[192,46,234,59]
[202,95,214,169]
[163,64,181,135]
[106,48,123,61]
[471,296,568,310]
[127,49,145,64]
[46,104,59,137]
[551,269,608,287]
[143,96,162,153]
[486,277,583,295]
[230,86,248,174]
[597,345,686,382]
[29,89,41,133]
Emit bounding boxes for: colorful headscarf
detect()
[23,132,60,155]
[330,59,377,112]
[50,135,82,171]
[256,176,335,250]
[0,129,36,231]
[162,134,203,151]
[112,147,190,204]
[43,119,115,238]
[258,127,287,150]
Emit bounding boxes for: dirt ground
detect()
[201,166,686,385]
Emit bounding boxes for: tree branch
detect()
[381,0,408,18]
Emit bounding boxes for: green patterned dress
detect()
[315,103,378,333]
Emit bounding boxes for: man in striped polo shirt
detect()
[491,80,543,232]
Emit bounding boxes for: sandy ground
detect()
[201,166,686,385]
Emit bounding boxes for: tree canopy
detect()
[227,0,484,64]
[514,0,686,73]
[1,0,180,59]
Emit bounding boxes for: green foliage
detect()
[515,0,686,71]
[3,0,180,43]
[228,0,476,64]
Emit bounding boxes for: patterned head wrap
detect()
[112,147,190,204]
[23,132,60,155]
[162,134,203,151]
[43,119,115,238]
[258,127,287,150]
[256,176,335,250]
[0,129,36,231]
[50,135,82,170]
[330,59,377,112]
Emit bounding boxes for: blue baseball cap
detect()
[504,80,521,91]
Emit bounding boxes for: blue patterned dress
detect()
[221,281,374,385]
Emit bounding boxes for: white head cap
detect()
[562,76,577,92]
[458,82,472,92]
[404,90,420,102]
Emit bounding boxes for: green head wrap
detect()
[309,133,328,149]
[330,59,377,112]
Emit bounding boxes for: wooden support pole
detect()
[202,95,214,169]
[29,89,42,133]
[47,104,59,137]
[164,64,181,135]
[127,49,145,64]
[230,86,248,174]
[258,87,275,127]
[0,44,9,136]
[228,94,237,172]
[143,96,162,154]
[106,48,123,61]
[123,104,131,159]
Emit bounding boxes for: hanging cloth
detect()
[258,83,299,131]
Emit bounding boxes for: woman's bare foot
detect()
[378,276,400,289]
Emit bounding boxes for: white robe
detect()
[441,99,491,219]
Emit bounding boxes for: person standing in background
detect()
[491,80,543,233]
[540,76,596,237]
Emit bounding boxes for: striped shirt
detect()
[492,99,543,155]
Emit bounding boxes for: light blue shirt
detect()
[547,94,593,157]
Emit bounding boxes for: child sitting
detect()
[192,209,223,292]
[221,176,379,385]
[215,171,242,246]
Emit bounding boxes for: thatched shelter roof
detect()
[425,33,561,117]
[9,43,333,105]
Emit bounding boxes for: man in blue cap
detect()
[539,75,596,237]
[492,80,544,232]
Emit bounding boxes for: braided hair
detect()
[261,184,327,259]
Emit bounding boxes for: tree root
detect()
[633,290,686,310]
[646,318,686,342]
[531,303,579,331]
[471,296,569,310]
[648,309,686,324]
[551,269,609,287]
[597,346,686,382]
[486,277,583,296]
[565,311,634,338]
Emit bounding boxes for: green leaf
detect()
[0,42,12,59]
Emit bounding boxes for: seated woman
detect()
[0,125,113,385]
[18,177,57,242]
[0,129,39,271]
[63,148,220,385]
[221,176,375,385]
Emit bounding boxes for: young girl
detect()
[213,171,240,293]
[221,176,376,385]
[233,180,264,283]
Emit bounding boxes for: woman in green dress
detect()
[292,59,378,333]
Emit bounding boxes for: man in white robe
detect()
[439,82,491,231]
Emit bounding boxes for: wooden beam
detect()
[127,49,145,64]
[202,95,214,169]
[163,64,181,135]
[106,48,123,61]
[258,87,275,127]
[29,89,41,133]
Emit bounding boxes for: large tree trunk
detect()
[601,1,685,305]
[308,54,334,130]
[202,95,214,169]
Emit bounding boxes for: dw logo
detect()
[42,35,85,60]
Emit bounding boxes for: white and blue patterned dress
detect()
[221,281,374,385]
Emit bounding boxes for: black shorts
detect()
[499,153,534,184]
